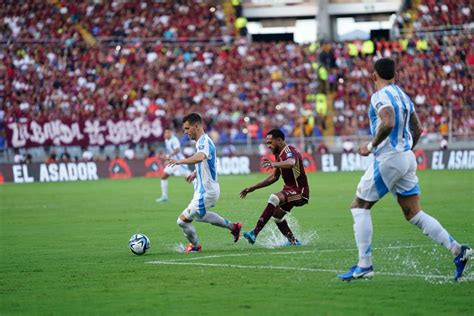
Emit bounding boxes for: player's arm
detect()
[170,147,180,157]
[409,111,422,150]
[186,170,197,183]
[167,152,206,166]
[240,168,281,199]
[359,106,395,156]
[262,157,296,169]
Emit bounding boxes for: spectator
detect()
[44,153,57,164]
[124,148,135,160]
[13,150,25,164]
[82,150,94,161]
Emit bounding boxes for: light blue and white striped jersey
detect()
[165,136,185,160]
[369,84,415,159]
[194,134,219,194]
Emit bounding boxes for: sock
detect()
[161,179,168,198]
[409,210,461,256]
[276,220,297,242]
[253,203,277,236]
[199,211,233,230]
[351,208,373,268]
[177,219,199,246]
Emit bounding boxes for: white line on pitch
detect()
[150,245,433,263]
[145,261,450,280]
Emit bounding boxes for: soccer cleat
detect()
[337,265,374,281]
[184,243,202,253]
[155,196,168,203]
[243,231,256,245]
[283,239,302,246]
[231,222,242,243]
[454,245,473,281]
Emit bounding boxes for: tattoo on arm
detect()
[372,107,395,147]
[409,111,422,150]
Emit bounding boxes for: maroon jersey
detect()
[276,145,309,199]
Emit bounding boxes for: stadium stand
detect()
[0,0,472,160]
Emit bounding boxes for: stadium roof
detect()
[243,0,401,18]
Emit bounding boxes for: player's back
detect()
[277,145,309,192]
[369,84,414,159]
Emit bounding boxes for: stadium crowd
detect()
[1,0,473,153]
[413,0,472,31]
[1,0,231,42]
[330,34,474,138]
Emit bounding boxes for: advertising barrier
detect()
[0,149,472,184]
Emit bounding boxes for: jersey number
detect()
[402,108,409,140]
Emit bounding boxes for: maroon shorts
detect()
[279,185,309,210]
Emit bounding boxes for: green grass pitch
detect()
[1,170,473,315]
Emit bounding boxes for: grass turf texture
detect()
[1,170,473,315]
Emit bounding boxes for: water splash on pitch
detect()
[378,244,473,284]
[173,243,186,253]
[255,214,318,249]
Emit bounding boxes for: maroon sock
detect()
[276,220,297,242]
[253,203,276,236]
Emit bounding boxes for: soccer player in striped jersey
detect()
[156,128,191,203]
[240,129,310,246]
[338,58,472,281]
[166,113,241,253]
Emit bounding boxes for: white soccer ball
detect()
[128,233,150,255]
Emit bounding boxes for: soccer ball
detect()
[128,233,150,255]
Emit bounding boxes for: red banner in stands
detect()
[4,117,165,148]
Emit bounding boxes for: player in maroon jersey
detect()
[240,129,310,245]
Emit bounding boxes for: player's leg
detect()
[338,160,385,280]
[195,191,242,242]
[243,192,285,244]
[156,167,173,202]
[351,196,377,266]
[395,152,460,253]
[398,194,461,253]
[394,152,472,280]
[398,194,472,280]
[177,211,201,252]
[273,193,308,245]
[176,194,206,252]
[337,196,377,280]
[273,204,300,245]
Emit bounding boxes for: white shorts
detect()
[356,151,420,202]
[164,164,191,177]
[180,188,220,221]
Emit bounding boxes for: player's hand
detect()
[358,143,371,156]
[166,158,180,167]
[261,158,274,170]
[240,187,254,199]
[186,172,196,183]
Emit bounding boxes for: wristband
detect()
[367,142,374,152]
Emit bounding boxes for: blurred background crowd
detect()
[1,0,473,162]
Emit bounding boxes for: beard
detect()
[272,146,281,155]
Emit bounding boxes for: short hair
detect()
[267,128,285,140]
[374,58,395,80]
[182,113,202,125]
